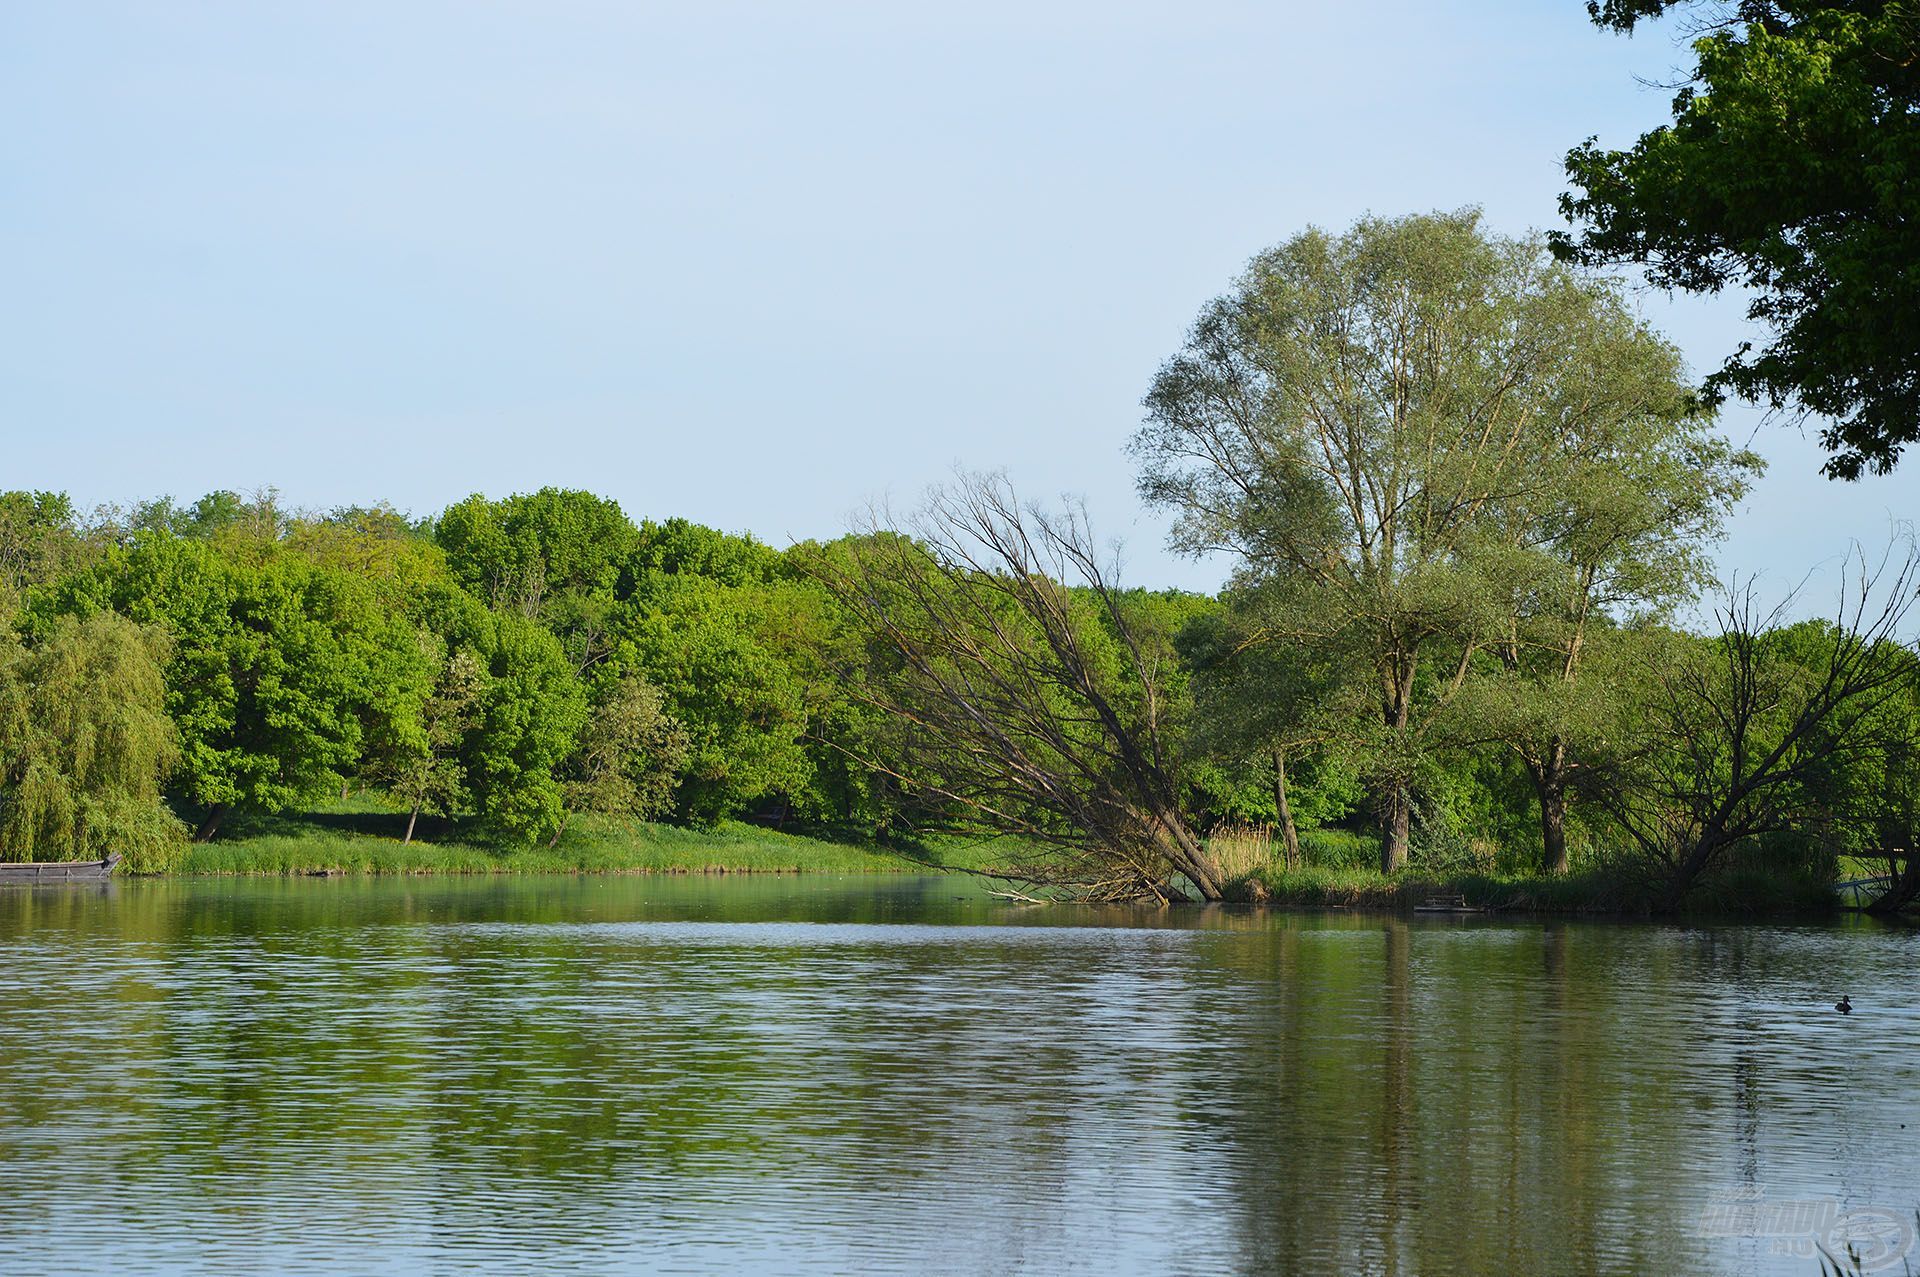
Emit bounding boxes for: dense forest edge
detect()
[3,214,1916,917]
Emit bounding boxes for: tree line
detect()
[2,213,1916,911]
[0,488,904,865]
[821,213,1920,909]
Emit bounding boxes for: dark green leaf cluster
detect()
[1557,0,1920,477]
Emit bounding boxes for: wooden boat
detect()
[0,853,122,884]
[1413,893,1484,915]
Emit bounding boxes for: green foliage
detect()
[1135,209,1726,872]
[634,517,785,587]
[613,572,811,822]
[0,490,89,619]
[1748,621,1920,862]
[0,612,186,869]
[1,467,1906,908]
[33,533,430,833]
[1558,0,1920,477]
[283,505,449,603]
[434,488,639,618]
[117,488,291,544]
[1173,588,1362,830]
[372,635,486,831]
[561,669,689,822]
[462,611,589,842]
[1580,563,1920,903]
[806,478,1227,901]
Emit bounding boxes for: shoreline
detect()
[31,799,1883,920]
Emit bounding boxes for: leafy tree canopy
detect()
[434,488,640,615]
[462,610,589,842]
[612,572,812,822]
[31,533,430,837]
[632,517,786,588]
[1556,0,1920,477]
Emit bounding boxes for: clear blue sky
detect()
[2,1,1911,607]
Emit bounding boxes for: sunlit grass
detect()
[177,793,1024,878]
[1230,861,1839,916]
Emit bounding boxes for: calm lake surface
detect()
[0,875,1915,1275]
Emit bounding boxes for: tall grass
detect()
[1206,823,1275,879]
[1204,823,1380,878]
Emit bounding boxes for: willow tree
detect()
[1134,209,1728,873]
[1461,319,1756,872]
[0,612,184,869]
[807,474,1225,902]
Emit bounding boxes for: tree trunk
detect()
[1668,827,1731,904]
[1540,783,1569,876]
[340,781,351,802]
[1380,787,1410,874]
[1273,748,1300,870]
[192,803,227,844]
[1865,851,1920,916]
[1528,740,1571,875]
[1377,654,1415,875]
[404,804,420,846]
[546,813,570,851]
[1155,808,1225,901]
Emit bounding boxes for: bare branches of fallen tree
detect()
[801,472,1225,903]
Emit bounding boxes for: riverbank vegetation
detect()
[174,796,1015,878]
[1,213,1914,914]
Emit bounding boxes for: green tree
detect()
[555,670,689,840]
[461,611,589,842]
[373,634,486,844]
[114,488,290,544]
[1556,0,1920,477]
[611,571,811,822]
[36,534,428,840]
[1175,590,1351,868]
[0,490,88,620]
[1461,357,1756,872]
[434,489,639,639]
[284,504,449,603]
[632,517,785,587]
[1135,210,1719,873]
[0,612,185,869]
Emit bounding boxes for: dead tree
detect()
[1587,542,1920,905]
[805,473,1225,902]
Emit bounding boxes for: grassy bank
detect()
[173,799,1852,917]
[1204,822,1843,916]
[1227,856,1841,917]
[176,796,1021,877]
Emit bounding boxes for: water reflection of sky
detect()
[0,878,1913,1275]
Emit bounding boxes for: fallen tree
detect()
[803,473,1225,902]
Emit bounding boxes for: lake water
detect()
[0,875,1914,1275]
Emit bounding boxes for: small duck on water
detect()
[1836,995,1853,1014]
